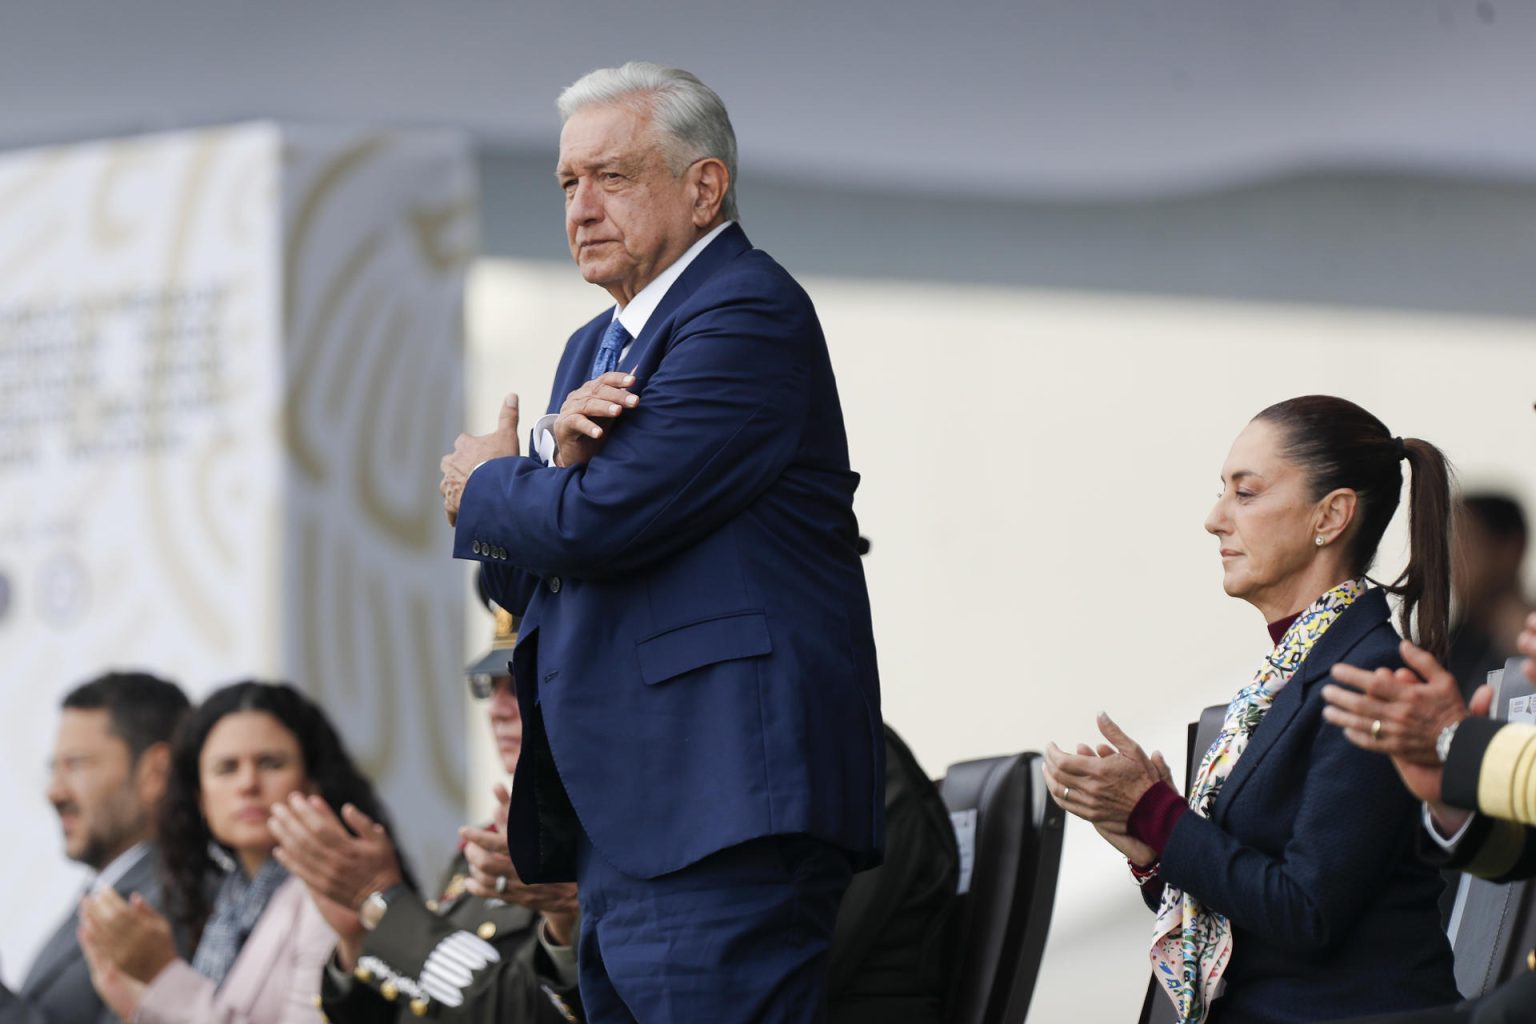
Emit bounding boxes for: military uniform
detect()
[318,849,582,1024]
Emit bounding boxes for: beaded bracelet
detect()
[1128,860,1161,887]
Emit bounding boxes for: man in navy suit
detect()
[438,62,884,1023]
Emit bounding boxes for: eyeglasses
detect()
[467,673,513,701]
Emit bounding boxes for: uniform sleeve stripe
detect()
[416,929,503,1008]
[424,959,475,989]
[422,976,466,1007]
[1479,723,1536,826]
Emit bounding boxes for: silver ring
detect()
[1371,719,1383,741]
[494,874,508,894]
[1062,786,1071,801]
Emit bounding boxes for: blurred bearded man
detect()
[0,672,190,1024]
[438,62,883,1023]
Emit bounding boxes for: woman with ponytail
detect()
[1045,396,1460,1024]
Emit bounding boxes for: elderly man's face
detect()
[558,102,704,306]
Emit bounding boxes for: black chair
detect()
[939,751,1065,1024]
[1445,657,1536,998]
[1446,873,1536,998]
[1138,704,1226,1024]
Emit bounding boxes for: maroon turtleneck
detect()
[1125,611,1301,862]
[1268,611,1301,645]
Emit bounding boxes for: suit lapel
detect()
[20,904,84,997]
[624,224,752,371]
[23,846,164,996]
[111,844,158,898]
[557,224,752,401]
[1212,588,1390,822]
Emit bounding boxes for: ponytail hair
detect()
[1398,437,1455,661]
[1254,396,1454,660]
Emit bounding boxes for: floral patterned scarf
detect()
[1149,577,1368,1023]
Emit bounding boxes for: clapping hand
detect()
[77,888,177,983]
[1045,714,1173,866]
[78,921,146,1022]
[460,784,580,945]
[269,793,405,969]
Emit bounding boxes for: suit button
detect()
[471,540,482,555]
[548,576,561,593]
[1528,947,1535,972]
[497,547,508,560]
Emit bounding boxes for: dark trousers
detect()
[574,830,854,1024]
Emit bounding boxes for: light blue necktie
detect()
[589,318,631,378]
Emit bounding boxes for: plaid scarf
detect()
[1149,578,1368,1023]
[191,857,289,987]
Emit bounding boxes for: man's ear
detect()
[689,157,729,227]
[135,742,172,809]
[1314,488,1359,547]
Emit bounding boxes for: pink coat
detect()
[135,875,336,1024]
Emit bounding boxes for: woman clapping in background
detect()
[1047,396,1460,1024]
[78,681,402,1024]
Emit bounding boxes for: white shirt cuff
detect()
[533,414,558,467]
[324,955,354,994]
[1423,802,1476,850]
[536,917,579,988]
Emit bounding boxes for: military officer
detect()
[271,607,582,1023]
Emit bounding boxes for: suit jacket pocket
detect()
[636,610,772,686]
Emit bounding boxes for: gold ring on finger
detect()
[1371,719,1383,740]
[1062,786,1071,801]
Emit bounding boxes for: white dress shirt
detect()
[91,841,151,893]
[1423,803,1476,850]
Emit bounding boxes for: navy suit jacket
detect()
[1146,588,1460,1023]
[455,224,884,881]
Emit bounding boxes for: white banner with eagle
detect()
[0,122,474,983]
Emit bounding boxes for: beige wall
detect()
[467,258,1536,1020]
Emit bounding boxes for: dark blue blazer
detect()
[454,225,884,881]
[1147,588,1460,1023]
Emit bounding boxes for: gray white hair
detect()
[557,62,739,222]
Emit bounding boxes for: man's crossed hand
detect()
[553,371,639,468]
[438,372,641,527]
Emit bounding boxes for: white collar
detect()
[613,221,735,340]
[92,841,150,893]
